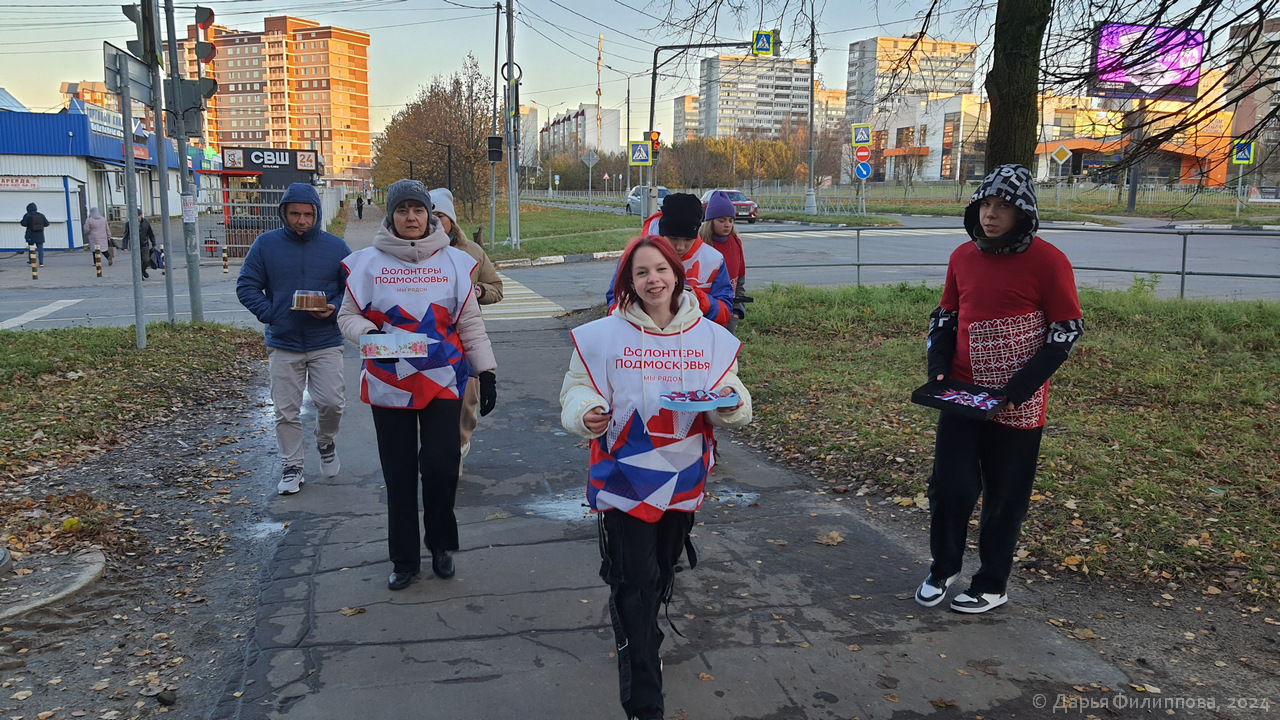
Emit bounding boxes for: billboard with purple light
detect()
[1089,23,1204,102]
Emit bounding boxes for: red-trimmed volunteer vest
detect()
[343,245,477,409]
[571,313,741,522]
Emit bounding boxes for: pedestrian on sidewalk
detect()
[699,191,749,333]
[430,187,503,467]
[561,235,752,720]
[236,183,350,496]
[915,164,1083,614]
[338,179,498,591]
[356,195,364,220]
[84,208,112,266]
[121,209,157,278]
[613,193,733,326]
[20,202,49,266]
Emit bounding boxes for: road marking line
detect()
[0,299,84,330]
[483,274,565,321]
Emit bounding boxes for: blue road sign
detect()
[851,123,872,147]
[1232,140,1255,165]
[855,161,872,180]
[752,30,774,56]
[628,141,652,166]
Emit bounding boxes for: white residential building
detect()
[673,95,700,140]
[542,103,621,157]
[698,54,812,138]
[846,35,977,124]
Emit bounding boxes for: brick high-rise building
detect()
[183,15,371,184]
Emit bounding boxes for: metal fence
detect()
[195,185,345,257]
[521,181,1254,213]
[748,224,1280,299]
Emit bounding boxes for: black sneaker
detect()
[914,572,959,607]
[950,591,1008,614]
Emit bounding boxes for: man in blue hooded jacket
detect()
[237,183,352,495]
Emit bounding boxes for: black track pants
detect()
[599,510,693,720]
[927,412,1043,595]
[371,400,462,574]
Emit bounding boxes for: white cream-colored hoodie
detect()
[338,216,497,374]
[559,289,752,438]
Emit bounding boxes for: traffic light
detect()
[487,135,503,163]
[122,3,162,67]
[194,39,216,64]
[195,6,214,30]
[648,130,660,151]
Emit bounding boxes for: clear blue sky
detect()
[0,0,991,140]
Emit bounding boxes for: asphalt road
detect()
[1,217,1276,333]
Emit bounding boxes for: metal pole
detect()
[505,0,521,248]
[164,0,202,322]
[490,2,500,246]
[804,1,817,215]
[1236,162,1245,218]
[856,229,862,287]
[147,0,176,323]
[447,144,453,191]
[1178,232,1188,298]
[626,78,631,197]
[119,53,147,349]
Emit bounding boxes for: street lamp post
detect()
[424,138,453,191]
[396,157,414,182]
[527,100,562,199]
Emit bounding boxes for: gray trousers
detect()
[268,346,345,468]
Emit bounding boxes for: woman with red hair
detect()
[560,235,752,720]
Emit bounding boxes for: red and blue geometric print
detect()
[358,301,470,409]
[588,408,713,522]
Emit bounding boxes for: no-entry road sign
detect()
[855,146,871,163]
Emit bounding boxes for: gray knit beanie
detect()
[385,179,432,225]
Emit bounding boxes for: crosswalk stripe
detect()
[482,274,565,321]
[0,299,84,330]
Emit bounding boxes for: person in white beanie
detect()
[430,188,504,465]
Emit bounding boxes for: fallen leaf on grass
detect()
[815,531,844,546]
[339,607,366,617]
[1062,555,1083,566]
[1205,586,1222,595]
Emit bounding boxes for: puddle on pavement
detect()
[246,520,288,539]
[521,485,759,522]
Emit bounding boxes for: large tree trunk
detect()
[984,0,1053,171]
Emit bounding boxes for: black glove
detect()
[479,371,496,416]
[732,294,754,320]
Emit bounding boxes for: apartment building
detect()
[698,54,811,138]
[673,95,699,140]
[845,34,977,124]
[60,81,154,130]
[182,15,371,184]
[814,85,846,135]
[542,103,621,157]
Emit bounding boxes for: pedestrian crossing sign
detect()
[851,123,872,147]
[629,141,652,166]
[1232,139,1255,165]
[752,30,774,56]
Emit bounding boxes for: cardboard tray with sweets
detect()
[910,378,1007,420]
[358,332,435,360]
[658,390,740,411]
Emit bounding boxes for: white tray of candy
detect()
[659,390,739,411]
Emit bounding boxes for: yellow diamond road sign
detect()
[1051,144,1072,165]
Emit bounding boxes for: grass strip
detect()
[736,282,1280,598]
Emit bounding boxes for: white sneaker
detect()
[950,591,1008,614]
[278,466,303,495]
[914,572,959,607]
[318,442,340,478]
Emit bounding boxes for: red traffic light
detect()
[195,40,216,63]
[648,130,660,150]
[195,6,214,30]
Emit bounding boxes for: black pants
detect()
[599,510,693,720]
[356,205,363,219]
[371,401,462,574]
[927,412,1043,595]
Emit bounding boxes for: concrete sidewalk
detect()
[210,292,1126,719]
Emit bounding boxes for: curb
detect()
[0,549,106,623]
[494,249,624,269]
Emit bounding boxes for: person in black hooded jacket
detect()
[914,164,1084,615]
[20,202,50,266]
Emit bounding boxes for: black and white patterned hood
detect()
[964,164,1039,253]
